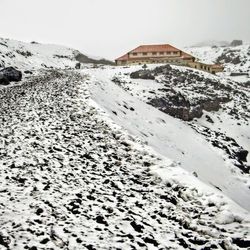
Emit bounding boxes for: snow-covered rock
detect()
[0,38,250,249]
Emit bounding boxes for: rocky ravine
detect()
[0,70,250,249]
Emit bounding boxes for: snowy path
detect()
[0,70,249,250]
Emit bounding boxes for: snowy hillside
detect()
[0,39,250,249]
[85,65,250,211]
[185,44,250,82]
[0,37,113,71]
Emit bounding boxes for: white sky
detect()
[0,0,249,60]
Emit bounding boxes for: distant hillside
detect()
[186,44,250,74]
[0,37,114,70]
[75,53,115,65]
[191,40,230,48]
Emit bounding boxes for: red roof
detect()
[130,44,180,53]
[116,54,129,61]
[115,44,195,61]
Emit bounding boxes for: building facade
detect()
[115,44,223,74]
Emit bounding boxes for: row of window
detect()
[132,51,179,56]
[129,59,183,64]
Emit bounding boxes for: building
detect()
[115,44,223,74]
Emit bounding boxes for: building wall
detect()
[129,51,181,58]
[116,55,223,74]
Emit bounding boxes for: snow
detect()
[185,44,250,83]
[0,38,250,249]
[84,66,250,211]
[0,37,79,70]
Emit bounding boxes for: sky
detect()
[0,0,250,60]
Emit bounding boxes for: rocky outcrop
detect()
[130,70,155,80]
[0,67,22,83]
[128,65,231,121]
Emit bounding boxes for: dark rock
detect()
[230,40,243,47]
[143,237,158,247]
[96,215,108,226]
[130,70,155,80]
[40,238,50,244]
[0,74,10,85]
[0,234,9,249]
[235,149,248,162]
[29,246,38,250]
[24,70,33,75]
[230,72,248,76]
[159,194,177,205]
[232,238,250,248]
[205,115,214,123]
[35,208,44,215]
[75,62,81,69]
[0,67,22,82]
[130,221,144,233]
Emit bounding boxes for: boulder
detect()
[75,62,81,69]
[235,149,248,162]
[0,67,22,82]
[0,74,10,85]
[130,70,155,80]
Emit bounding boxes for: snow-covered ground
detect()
[0,37,80,70]
[84,66,250,212]
[185,44,250,83]
[0,38,250,249]
[0,69,249,250]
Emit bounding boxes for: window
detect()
[132,52,137,56]
[152,52,157,55]
[173,51,178,54]
[143,52,147,56]
[167,52,171,54]
[160,52,164,55]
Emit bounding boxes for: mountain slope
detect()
[0,38,250,249]
[0,70,249,249]
[185,44,250,81]
[0,37,113,71]
[85,66,250,211]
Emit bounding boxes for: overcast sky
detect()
[0,0,249,60]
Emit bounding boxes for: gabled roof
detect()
[129,44,180,53]
[115,44,196,61]
[115,54,129,61]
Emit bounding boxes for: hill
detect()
[0,37,114,71]
[0,38,249,249]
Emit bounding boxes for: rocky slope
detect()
[1,70,249,249]
[0,38,250,249]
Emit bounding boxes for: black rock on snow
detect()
[0,67,22,83]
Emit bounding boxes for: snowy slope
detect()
[0,38,250,249]
[0,37,113,71]
[0,37,78,70]
[1,70,249,249]
[185,45,250,83]
[85,66,250,211]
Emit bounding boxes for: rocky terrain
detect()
[110,63,250,185]
[1,70,249,249]
[0,38,250,249]
[114,65,237,121]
